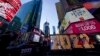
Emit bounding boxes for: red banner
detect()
[66,19,100,34]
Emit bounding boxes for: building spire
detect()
[46,18,48,22]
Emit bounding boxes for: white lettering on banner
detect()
[21,48,32,54]
[0,2,13,9]
[75,21,96,31]
[81,25,96,31]
[0,12,5,18]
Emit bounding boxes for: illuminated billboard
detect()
[30,27,44,43]
[51,34,95,50]
[66,19,100,34]
[0,0,21,22]
[64,8,94,23]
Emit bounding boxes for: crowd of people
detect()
[0,31,19,56]
[0,30,99,56]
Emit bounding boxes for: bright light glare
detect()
[96,35,100,42]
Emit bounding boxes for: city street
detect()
[0,0,100,56]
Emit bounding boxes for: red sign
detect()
[0,0,21,22]
[66,19,100,34]
[83,2,100,9]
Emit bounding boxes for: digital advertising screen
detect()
[0,0,21,22]
[33,34,40,42]
[66,19,100,34]
[64,8,94,23]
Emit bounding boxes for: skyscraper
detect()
[56,2,65,23]
[17,0,42,32]
[43,21,50,36]
[53,26,56,35]
[56,2,65,34]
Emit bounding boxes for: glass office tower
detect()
[17,0,42,32]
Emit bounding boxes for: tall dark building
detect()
[60,0,83,14]
[43,21,50,36]
[17,0,42,32]
[53,26,56,35]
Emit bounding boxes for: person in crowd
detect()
[0,31,18,55]
[82,37,91,48]
[71,37,76,48]
[78,37,83,48]
[89,38,95,48]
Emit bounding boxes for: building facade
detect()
[56,2,65,23]
[56,2,65,34]
[17,0,42,32]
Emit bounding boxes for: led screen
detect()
[0,0,21,22]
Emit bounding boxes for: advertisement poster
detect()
[64,8,94,23]
[66,19,100,34]
[0,0,21,22]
